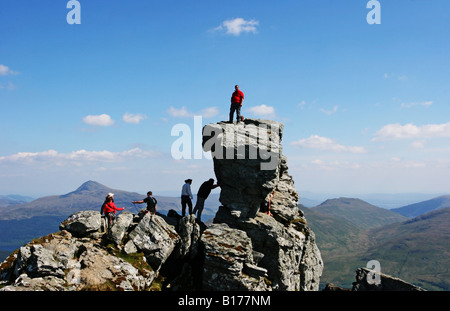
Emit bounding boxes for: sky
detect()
[0,0,449,198]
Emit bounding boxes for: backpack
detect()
[146,197,157,213]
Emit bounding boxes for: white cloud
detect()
[0,64,18,76]
[292,135,368,154]
[167,106,219,118]
[298,101,307,109]
[82,114,115,126]
[400,101,433,108]
[0,82,15,91]
[383,73,407,81]
[247,104,275,117]
[122,113,147,124]
[200,107,220,118]
[372,122,450,141]
[0,148,161,164]
[320,105,338,115]
[411,140,426,149]
[167,106,192,118]
[212,18,259,36]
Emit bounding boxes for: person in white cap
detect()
[101,193,125,229]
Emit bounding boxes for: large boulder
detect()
[128,213,180,270]
[59,210,102,237]
[108,211,134,245]
[201,223,270,291]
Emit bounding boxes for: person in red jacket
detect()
[229,85,244,123]
[101,193,124,229]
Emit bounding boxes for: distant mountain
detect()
[0,194,34,207]
[311,197,407,229]
[391,195,450,218]
[302,199,450,291]
[0,180,219,221]
[0,181,220,251]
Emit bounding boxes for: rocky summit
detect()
[0,119,323,291]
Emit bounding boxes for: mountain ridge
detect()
[0,180,219,221]
[304,202,450,290]
[311,197,408,229]
[391,195,450,218]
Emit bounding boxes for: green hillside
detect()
[312,197,408,229]
[365,208,450,290]
[302,201,450,290]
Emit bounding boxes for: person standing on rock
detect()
[101,193,125,230]
[181,179,194,217]
[132,191,157,215]
[193,178,219,222]
[229,85,244,123]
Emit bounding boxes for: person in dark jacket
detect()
[192,178,219,222]
[132,191,157,215]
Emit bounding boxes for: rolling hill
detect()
[302,198,449,290]
[391,195,450,218]
[363,208,450,290]
[311,197,408,229]
[0,194,34,207]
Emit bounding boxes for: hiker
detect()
[181,179,193,217]
[229,85,244,123]
[260,191,274,217]
[192,178,219,222]
[101,193,125,230]
[132,191,157,215]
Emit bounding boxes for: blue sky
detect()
[0,0,449,197]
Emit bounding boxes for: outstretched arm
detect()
[132,200,144,204]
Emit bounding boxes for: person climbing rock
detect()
[192,178,219,222]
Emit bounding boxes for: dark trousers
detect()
[181,195,193,216]
[229,102,241,122]
[192,196,206,222]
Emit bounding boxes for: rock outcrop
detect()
[0,119,323,291]
[352,268,426,291]
[0,210,190,291]
[202,119,323,291]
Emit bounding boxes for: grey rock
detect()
[352,268,426,291]
[203,119,323,291]
[176,214,201,259]
[108,211,134,245]
[201,223,270,291]
[59,210,102,236]
[129,213,180,270]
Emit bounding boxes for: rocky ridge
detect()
[0,119,324,291]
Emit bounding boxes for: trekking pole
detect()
[132,202,139,214]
